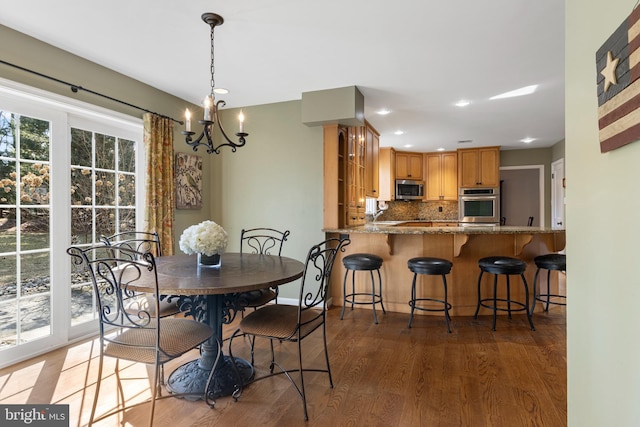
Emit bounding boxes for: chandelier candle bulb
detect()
[204,96,212,121]
[185,109,191,132]
[239,110,244,132]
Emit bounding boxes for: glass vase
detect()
[198,253,221,268]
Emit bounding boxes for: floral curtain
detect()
[143,113,175,255]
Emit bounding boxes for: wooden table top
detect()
[129,253,305,295]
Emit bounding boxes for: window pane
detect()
[119,138,135,172]
[70,257,95,325]
[71,207,93,244]
[70,128,92,167]
[0,255,16,302]
[0,208,16,253]
[0,160,17,205]
[119,173,135,206]
[0,111,16,158]
[0,301,17,349]
[95,172,115,206]
[95,133,115,170]
[95,208,115,237]
[20,295,50,340]
[71,167,92,205]
[20,162,50,205]
[20,253,49,297]
[20,208,49,250]
[18,116,49,162]
[118,208,136,232]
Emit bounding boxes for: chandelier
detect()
[183,13,247,154]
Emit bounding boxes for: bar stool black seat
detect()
[474,256,535,331]
[531,253,566,313]
[407,257,453,333]
[340,253,386,324]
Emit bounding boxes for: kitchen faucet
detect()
[372,201,389,222]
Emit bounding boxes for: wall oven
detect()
[458,188,500,225]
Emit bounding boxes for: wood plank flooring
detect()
[0,307,566,427]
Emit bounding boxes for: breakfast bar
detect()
[324,223,566,317]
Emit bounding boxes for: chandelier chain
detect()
[210,23,216,98]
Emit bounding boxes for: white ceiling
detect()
[0,0,565,153]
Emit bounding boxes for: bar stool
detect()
[340,253,386,324]
[407,257,453,333]
[474,256,535,331]
[531,253,566,313]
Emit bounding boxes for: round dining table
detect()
[129,252,305,400]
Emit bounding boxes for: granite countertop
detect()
[323,223,565,235]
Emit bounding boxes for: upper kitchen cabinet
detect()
[364,122,380,198]
[378,147,396,201]
[425,151,458,200]
[457,146,500,187]
[396,152,423,180]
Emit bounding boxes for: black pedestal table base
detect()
[166,356,254,400]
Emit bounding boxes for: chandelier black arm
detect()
[212,100,247,153]
[182,101,248,154]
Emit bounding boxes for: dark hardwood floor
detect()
[0,307,566,427]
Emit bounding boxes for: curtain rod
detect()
[0,59,184,125]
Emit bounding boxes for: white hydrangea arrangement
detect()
[179,220,228,256]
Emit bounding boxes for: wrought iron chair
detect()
[67,244,215,427]
[238,227,291,310]
[101,231,181,318]
[228,237,350,420]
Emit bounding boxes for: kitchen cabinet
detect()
[425,151,458,200]
[364,123,380,198]
[378,147,396,201]
[457,146,500,187]
[346,126,366,226]
[323,122,378,228]
[396,152,423,180]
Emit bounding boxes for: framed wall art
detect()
[175,152,202,209]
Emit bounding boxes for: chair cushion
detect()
[239,305,324,340]
[478,256,526,275]
[408,257,452,275]
[534,254,566,271]
[343,253,383,270]
[104,318,213,364]
[240,288,277,308]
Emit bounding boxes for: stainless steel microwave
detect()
[395,179,424,200]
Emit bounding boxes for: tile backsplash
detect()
[370,200,458,222]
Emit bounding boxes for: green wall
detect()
[567,1,640,425]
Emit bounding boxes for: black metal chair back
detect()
[240,228,290,256]
[101,231,162,257]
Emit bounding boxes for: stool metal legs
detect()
[531,267,567,314]
[407,273,451,333]
[474,270,535,331]
[340,268,385,324]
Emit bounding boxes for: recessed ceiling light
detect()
[521,137,535,143]
[489,84,538,100]
[377,109,391,115]
[394,130,404,135]
[213,87,229,94]
[455,100,470,107]
[437,147,445,151]
[403,144,413,148]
